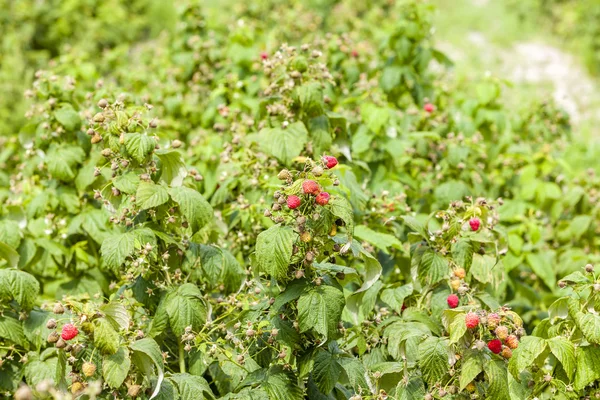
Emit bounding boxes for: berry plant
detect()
[0,0,599,399]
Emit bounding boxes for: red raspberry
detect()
[302,180,320,195]
[447,294,459,309]
[287,195,301,209]
[260,52,268,60]
[505,335,519,349]
[465,312,479,329]
[424,103,435,113]
[315,192,330,206]
[469,218,481,231]
[322,155,338,169]
[351,50,359,58]
[487,339,502,354]
[61,323,79,341]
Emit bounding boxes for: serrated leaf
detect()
[486,359,510,400]
[309,115,331,157]
[54,107,81,131]
[94,317,120,355]
[156,150,187,187]
[574,345,600,390]
[312,348,343,394]
[525,253,555,290]
[259,122,308,165]
[125,133,156,163]
[169,186,213,233]
[401,215,428,238]
[328,196,354,236]
[263,366,303,400]
[509,336,547,379]
[418,337,449,385]
[165,283,207,337]
[137,181,170,210]
[0,241,19,267]
[0,269,39,311]
[103,347,131,389]
[338,357,369,392]
[170,373,214,400]
[100,302,131,331]
[255,225,296,280]
[470,253,494,283]
[418,250,448,285]
[46,144,85,181]
[460,351,484,390]
[0,315,26,346]
[449,313,467,344]
[298,284,345,340]
[23,309,53,350]
[113,172,140,194]
[380,284,413,314]
[101,232,135,272]
[395,377,426,400]
[547,336,575,380]
[130,338,164,399]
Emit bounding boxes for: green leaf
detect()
[113,172,141,194]
[297,284,345,340]
[25,356,59,386]
[54,107,81,131]
[509,336,547,379]
[103,347,131,389]
[100,302,131,332]
[125,133,156,163]
[312,348,342,394]
[170,373,214,400]
[460,351,484,390]
[23,309,53,350]
[574,345,600,391]
[570,215,592,239]
[263,366,303,400]
[419,250,448,285]
[452,239,473,271]
[294,83,324,116]
[309,116,331,157]
[448,313,467,344]
[130,338,165,399]
[470,254,494,283]
[101,232,135,272]
[157,150,188,187]
[401,215,428,238]
[380,284,413,314]
[0,269,40,311]
[525,253,555,290]
[574,312,600,344]
[255,225,296,280]
[169,186,213,234]
[0,315,26,346]
[259,122,308,165]
[360,103,389,134]
[485,359,510,400]
[328,196,354,236]
[418,337,449,385]
[354,225,402,253]
[395,377,426,400]
[338,358,369,392]
[94,317,120,355]
[137,181,170,210]
[46,144,85,181]
[165,283,207,337]
[0,241,19,267]
[547,336,575,381]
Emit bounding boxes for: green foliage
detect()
[0,0,598,398]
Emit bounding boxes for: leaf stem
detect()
[179,341,186,373]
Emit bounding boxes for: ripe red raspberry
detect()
[260,52,268,60]
[302,180,320,195]
[469,218,481,231]
[323,155,338,169]
[487,339,502,354]
[351,50,359,58]
[447,294,459,309]
[495,326,509,341]
[465,312,479,329]
[61,324,79,341]
[424,103,435,113]
[287,195,301,209]
[505,335,519,349]
[315,192,330,206]
[487,313,501,330]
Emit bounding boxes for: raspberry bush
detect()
[0,0,599,399]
